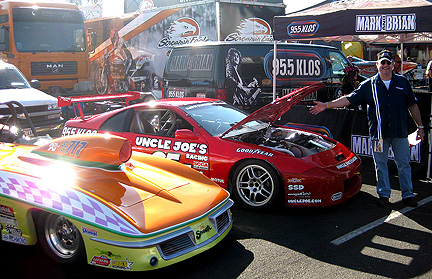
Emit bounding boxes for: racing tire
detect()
[232,160,280,211]
[94,67,109,94]
[37,213,86,265]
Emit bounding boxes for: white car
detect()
[0,61,61,137]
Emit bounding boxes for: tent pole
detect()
[273,40,277,101]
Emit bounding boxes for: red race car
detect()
[61,84,362,210]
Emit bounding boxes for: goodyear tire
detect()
[232,160,280,211]
[37,213,86,264]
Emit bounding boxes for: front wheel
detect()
[37,213,86,264]
[232,160,280,211]
[94,67,109,94]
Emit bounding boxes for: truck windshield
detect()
[12,7,86,53]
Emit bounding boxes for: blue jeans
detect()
[372,138,414,199]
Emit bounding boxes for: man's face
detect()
[393,57,402,71]
[376,58,394,75]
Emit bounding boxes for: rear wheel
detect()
[232,160,280,210]
[37,213,86,264]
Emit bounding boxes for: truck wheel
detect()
[37,213,86,264]
[232,160,280,210]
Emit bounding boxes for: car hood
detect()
[0,87,57,106]
[222,83,325,137]
[2,134,229,234]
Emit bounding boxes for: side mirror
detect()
[90,32,97,47]
[0,26,9,51]
[30,79,41,89]
[175,129,198,140]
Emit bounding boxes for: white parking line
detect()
[331,195,432,246]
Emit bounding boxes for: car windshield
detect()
[180,101,265,137]
[0,67,30,89]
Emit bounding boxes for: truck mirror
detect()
[0,26,7,51]
[90,32,97,47]
[30,79,41,89]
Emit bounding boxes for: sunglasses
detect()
[380,60,392,65]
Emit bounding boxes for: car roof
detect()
[0,61,17,70]
[171,41,339,51]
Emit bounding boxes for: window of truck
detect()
[12,7,86,53]
[167,48,214,79]
[329,51,350,76]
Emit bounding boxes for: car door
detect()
[120,108,211,177]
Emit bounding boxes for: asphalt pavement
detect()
[2,168,431,278]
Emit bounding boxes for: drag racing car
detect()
[62,83,362,210]
[0,133,233,271]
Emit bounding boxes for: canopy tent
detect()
[274,0,432,46]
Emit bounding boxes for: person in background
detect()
[426,59,432,92]
[310,49,424,208]
[338,65,359,97]
[393,54,402,74]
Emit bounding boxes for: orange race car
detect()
[0,133,233,271]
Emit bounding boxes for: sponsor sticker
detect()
[0,205,14,217]
[2,233,27,245]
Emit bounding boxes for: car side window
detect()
[329,51,350,77]
[130,109,193,137]
[99,109,133,132]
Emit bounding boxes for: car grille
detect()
[31,61,78,76]
[157,203,232,260]
[159,233,195,258]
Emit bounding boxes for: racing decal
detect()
[224,17,273,42]
[112,258,134,271]
[91,255,111,267]
[287,20,319,37]
[331,192,343,201]
[4,224,22,236]
[62,126,98,136]
[2,233,27,245]
[135,137,208,155]
[336,156,358,170]
[287,192,312,198]
[211,178,225,184]
[287,184,305,191]
[351,134,421,163]
[186,153,208,161]
[193,161,209,171]
[0,205,14,217]
[158,17,210,48]
[48,140,88,158]
[236,148,273,157]
[0,171,142,236]
[0,215,18,226]
[287,178,302,183]
[81,226,98,237]
[195,224,212,240]
[287,199,322,204]
[264,49,325,85]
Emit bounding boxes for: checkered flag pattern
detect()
[0,171,142,236]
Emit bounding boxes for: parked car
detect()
[0,133,233,271]
[162,42,352,111]
[62,84,362,210]
[0,61,62,136]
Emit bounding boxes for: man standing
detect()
[310,49,424,207]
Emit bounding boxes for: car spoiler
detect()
[57,91,141,119]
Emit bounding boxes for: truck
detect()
[0,1,91,96]
[85,0,285,99]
